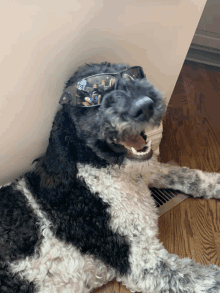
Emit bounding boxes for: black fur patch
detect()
[0,262,36,293]
[0,184,41,263]
[25,172,131,276]
[34,107,111,189]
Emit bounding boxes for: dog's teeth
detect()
[135,140,152,156]
[144,148,151,154]
[131,147,137,154]
[125,139,152,157]
[146,139,152,147]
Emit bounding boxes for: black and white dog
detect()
[1,62,220,292]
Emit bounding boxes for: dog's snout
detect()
[130,97,154,121]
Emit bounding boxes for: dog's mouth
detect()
[113,132,153,161]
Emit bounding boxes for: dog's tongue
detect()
[118,133,146,151]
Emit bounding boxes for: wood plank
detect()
[159,60,220,269]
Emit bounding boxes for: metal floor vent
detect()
[149,187,188,216]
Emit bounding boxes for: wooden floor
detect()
[95,60,220,293]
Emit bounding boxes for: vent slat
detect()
[161,189,174,199]
[166,189,180,197]
[151,188,169,203]
[152,195,163,206]
[149,187,189,216]
[156,188,172,200]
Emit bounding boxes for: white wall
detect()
[0,0,207,185]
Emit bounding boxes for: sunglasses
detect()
[59,66,145,107]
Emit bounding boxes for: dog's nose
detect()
[130,97,154,121]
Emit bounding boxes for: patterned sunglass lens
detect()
[77,75,116,107]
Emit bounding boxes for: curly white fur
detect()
[8,156,220,293]
[11,179,116,293]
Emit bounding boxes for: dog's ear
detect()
[35,109,77,189]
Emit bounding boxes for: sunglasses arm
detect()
[59,86,77,105]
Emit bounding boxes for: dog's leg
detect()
[143,160,220,199]
[117,242,220,293]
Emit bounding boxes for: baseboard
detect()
[186,31,220,68]
[192,30,220,51]
[186,45,220,68]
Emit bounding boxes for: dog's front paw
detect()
[179,169,220,200]
[200,171,220,200]
[192,263,220,293]
[167,260,220,293]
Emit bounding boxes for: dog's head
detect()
[35,62,166,187]
[65,63,166,164]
